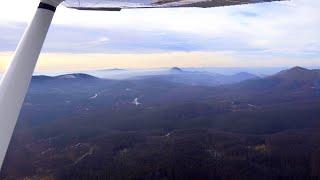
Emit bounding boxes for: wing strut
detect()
[0,0,62,169]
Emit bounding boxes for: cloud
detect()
[0,0,319,69]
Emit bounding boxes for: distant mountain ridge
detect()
[31,73,100,88]
[55,73,98,80]
[272,66,320,81]
[129,67,259,86]
[32,73,98,81]
[30,67,319,88]
[230,66,320,97]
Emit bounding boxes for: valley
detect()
[1,66,320,179]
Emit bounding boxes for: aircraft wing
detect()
[63,0,284,11]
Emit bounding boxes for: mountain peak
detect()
[277,67,310,75]
[273,66,318,80]
[290,66,309,72]
[170,67,183,72]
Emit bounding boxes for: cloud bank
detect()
[0,0,319,70]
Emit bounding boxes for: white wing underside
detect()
[63,0,284,10]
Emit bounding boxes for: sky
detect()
[0,0,319,72]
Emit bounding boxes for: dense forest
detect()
[1,66,320,179]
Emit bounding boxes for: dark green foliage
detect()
[1,67,320,179]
